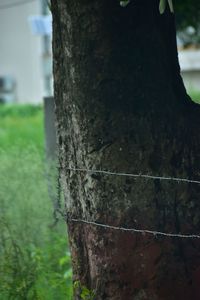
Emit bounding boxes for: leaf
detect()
[159,0,174,14]
[74,281,80,289]
[120,0,130,8]
[159,0,166,14]
[168,0,174,13]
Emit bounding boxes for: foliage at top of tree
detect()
[175,0,200,29]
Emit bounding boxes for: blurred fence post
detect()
[43,96,57,160]
[44,96,60,222]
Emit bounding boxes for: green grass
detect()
[0,104,44,151]
[0,104,72,300]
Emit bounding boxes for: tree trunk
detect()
[51,0,200,299]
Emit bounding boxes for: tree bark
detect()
[51,0,200,299]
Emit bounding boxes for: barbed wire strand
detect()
[67,167,200,185]
[63,167,200,239]
[70,218,200,239]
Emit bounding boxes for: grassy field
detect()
[0,105,72,299]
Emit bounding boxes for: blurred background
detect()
[0,0,53,104]
[0,0,199,299]
[0,0,200,106]
[0,1,72,299]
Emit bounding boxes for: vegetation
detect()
[0,104,73,299]
[189,90,200,104]
[175,0,200,30]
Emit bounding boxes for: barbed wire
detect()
[70,218,200,239]
[67,167,200,185]
[62,167,200,239]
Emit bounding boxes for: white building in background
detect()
[0,1,199,104]
[0,0,52,104]
[179,49,200,92]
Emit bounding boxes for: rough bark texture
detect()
[51,0,200,299]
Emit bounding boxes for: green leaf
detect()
[120,0,130,8]
[159,0,167,14]
[168,0,174,13]
[159,0,174,14]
